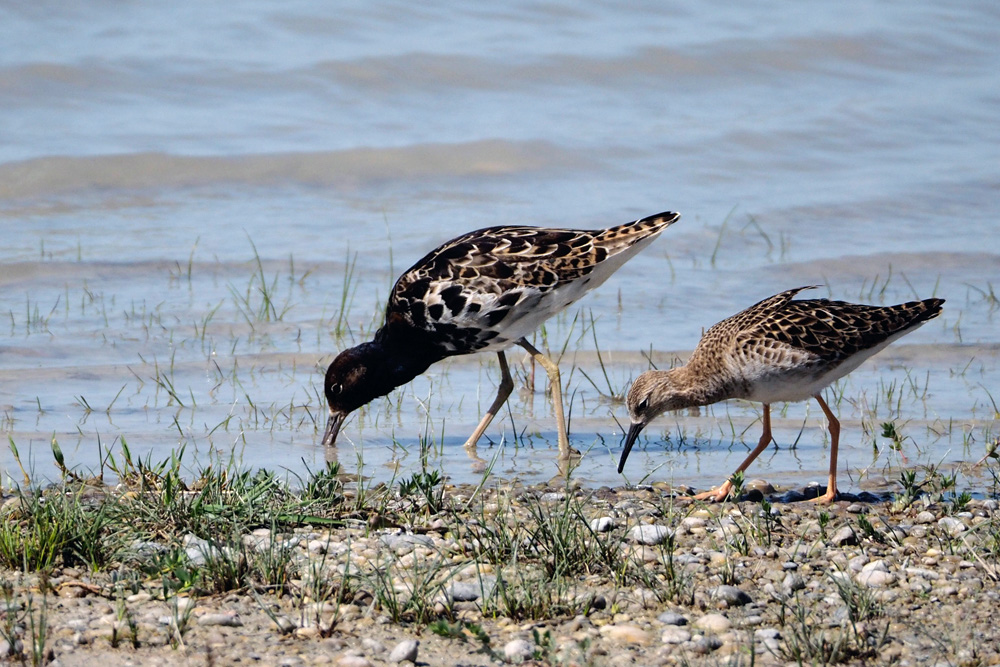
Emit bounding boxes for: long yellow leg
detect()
[809,394,840,504]
[463,352,514,452]
[692,404,773,502]
[517,338,572,459]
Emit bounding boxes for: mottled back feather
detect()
[385,211,679,353]
[689,286,944,401]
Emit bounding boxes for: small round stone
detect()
[600,624,651,644]
[937,516,966,536]
[504,638,535,661]
[661,626,691,644]
[388,639,419,663]
[831,526,858,546]
[657,611,688,626]
[590,516,616,532]
[694,614,732,633]
[707,585,752,607]
[628,525,674,546]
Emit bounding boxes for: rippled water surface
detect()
[1,1,998,493]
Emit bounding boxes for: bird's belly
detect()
[468,279,601,352]
[743,344,889,405]
[744,371,835,404]
[472,293,579,352]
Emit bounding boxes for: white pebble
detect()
[388,639,419,663]
[336,656,372,667]
[937,516,966,536]
[198,613,243,627]
[628,524,673,545]
[504,638,535,661]
[661,626,691,644]
[856,569,896,588]
[590,516,615,532]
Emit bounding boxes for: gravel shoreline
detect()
[3,475,999,667]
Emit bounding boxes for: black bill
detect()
[322,411,345,447]
[617,421,646,473]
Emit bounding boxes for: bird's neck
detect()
[367,325,449,389]
[671,359,739,406]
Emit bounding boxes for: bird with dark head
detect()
[321,210,681,455]
[618,286,944,503]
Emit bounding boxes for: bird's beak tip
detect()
[618,421,645,474]
[322,411,346,447]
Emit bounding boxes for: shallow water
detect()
[1,1,998,494]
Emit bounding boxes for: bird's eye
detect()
[329,383,342,397]
[637,397,649,412]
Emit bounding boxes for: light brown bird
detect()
[618,286,944,503]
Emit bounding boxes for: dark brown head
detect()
[322,343,386,446]
[321,339,437,446]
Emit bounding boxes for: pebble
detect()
[755,627,781,652]
[831,525,858,546]
[336,656,372,667]
[857,561,896,588]
[274,615,296,634]
[689,635,724,654]
[937,516,967,536]
[680,516,706,531]
[694,614,732,633]
[361,637,385,654]
[777,489,808,502]
[590,516,615,532]
[198,612,243,627]
[745,479,775,495]
[628,524,673,545]
[380,533,434,553]
[848,555,868,572]
[308,539,329,554]
[657,611,688,625]
[782,572,806,594]
[600,624,652,644]
[447,581,484,602]
[857,569,895,587]
[387,639,419,663]
[661,626,691,644]
[0,497,25,516]
[503,638,535,661]
[707,585,752,607]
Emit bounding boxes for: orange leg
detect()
[692,404,774,502]
[463,351,514,454]
[808,394,840,504]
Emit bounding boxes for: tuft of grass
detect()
[228,235,295,326]
[397,469,445,515]
[0,487,121,572]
